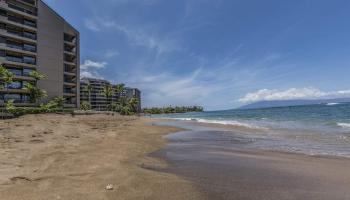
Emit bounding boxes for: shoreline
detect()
[151,121,350,200]
[0,114,204,200]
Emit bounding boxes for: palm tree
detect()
[24,83,47,103]
[128,97,139,113]
[0,66,13,118]
[114,83,125,101]
[0,65,13,102]
[102,85,113,111]
[28,70,45,81]
[25,70,46,104]
[84,83,93,104]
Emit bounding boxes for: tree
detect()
[0,66,14,103]
[84,83,93,104]
[128,97,139,113]
[24,83,47,103]
[24,70,47,104]
[114,83,125,101]
[120,105,132,115]
[102,85,113,110]
[28,70,45,81]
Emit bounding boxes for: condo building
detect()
[80,77,141,112]
[0,0,80,107]
[80,78,118,111]
[121,87,141,112]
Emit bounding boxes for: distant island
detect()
[239,98,350,109]
[143,106,204,114]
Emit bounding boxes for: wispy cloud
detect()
[84,17,180,57]
[239,87,350,103]
[105,50,120,58]
[123,69,221,108]
[80,60,107,79]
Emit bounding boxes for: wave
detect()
[172,118,267,130]
[337,123,350,129]
[326,103,341,106]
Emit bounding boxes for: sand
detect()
[0,114,204,200]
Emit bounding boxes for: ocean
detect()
[155,102,350,157]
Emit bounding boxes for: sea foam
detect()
[172,118,267,130]
[337,123,350,129]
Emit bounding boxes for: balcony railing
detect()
[64,65,75,72]
[6,28,37,40]
[5,56,36,65]
[8,3,37,16]
[7,15,37,28]
[18,0,36,6]
[5,43,36,52]
[6,56,22,63]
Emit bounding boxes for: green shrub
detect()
[80,101,91,111]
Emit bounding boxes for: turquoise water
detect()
[155,103,350,157]
[157,102,350,133]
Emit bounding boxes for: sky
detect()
[44,0,350,110]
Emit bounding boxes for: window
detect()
[23,19,36,28]
[0,23,5,30]
[23,56,35,64]
[23,43,36,52]
[22,94,30,103]
[7,81,22,89]
[7,40,22,50]
[23,68,33,76]
[7,55,22,63]
[8,68,22,76]
[0,9,7,17]
[23,31,36,40]
[4,94,21,103]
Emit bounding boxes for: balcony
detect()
[1,42,37,55]
[5,2,38,19]
[3,55,35,64]
[0,28,37,43]
[0,56,35,68]
[1,14,37,31]
[17,0,36,7]
[64,33,76,43]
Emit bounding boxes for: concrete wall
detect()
[37,0,63,103]
[36,0,79,107]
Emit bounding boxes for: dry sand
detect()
[0,114,204,200]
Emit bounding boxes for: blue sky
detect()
[44,0,350,110]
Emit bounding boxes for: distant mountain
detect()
[239,98,350,109]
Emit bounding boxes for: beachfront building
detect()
[0,0,80,108]
[80,77,141,112]
[121,87,141,112]
[80,77,117,111]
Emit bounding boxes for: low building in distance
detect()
[122,87,141,112]
[80,77,141,112]
[80,77,117,111]
[0,0,80,108]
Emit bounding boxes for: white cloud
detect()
[81,60,107,70]
[239,87,350,103]
[80,60,107,79]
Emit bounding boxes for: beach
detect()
[152,120,350,200]
[1,114,350,200]
[0,114,203,200]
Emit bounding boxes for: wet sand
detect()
[0,114,204,200]
[153,124,350,200]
